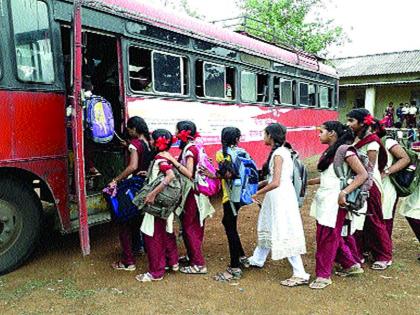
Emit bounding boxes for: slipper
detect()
[135,272,163,282]
[309,277,332,290]
[179,265,207,274]
[111,261,136,271]
[371,260,392,270]
[335,264,364,277]
[280,276,309,287]
[214,267,242,282]
[165,263,179,272]
[239,256,250,269]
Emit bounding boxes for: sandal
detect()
[280,276,309,287]
[179,265,208,274]
[309,277,332,290]
[178,255,190,265]
[111,261,136,271]
[165,263,179,272]
[239,256,250,269]
[335,264,364,277]
[135,272,163,282]
[371,260,392,270]
[214,267,242,282]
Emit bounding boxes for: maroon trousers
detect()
[384,198,399,239]
[181,191,206,266]
[119,219,141,265]
[315,208,358,278]
[406,217,420,242]
[355,183,393,262]
[143,218,179,279]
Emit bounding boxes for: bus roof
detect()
[96,0,338,78]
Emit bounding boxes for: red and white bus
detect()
[0,0,338,274]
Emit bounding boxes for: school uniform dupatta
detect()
[354,133,388,172]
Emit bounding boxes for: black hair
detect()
[346,108,372,139]
[127,116,151,141]
[262,123,287,176]
[176,120,197,149]
[317,121,355,172]
[218,127,241,178]
[374,118,387,138]
[151,129,173,152]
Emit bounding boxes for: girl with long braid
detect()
[308,121,367,289]
[248,123,310,287]
[346,109,393,270]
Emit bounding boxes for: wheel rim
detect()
[0,200,23,255]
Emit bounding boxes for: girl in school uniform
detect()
[248,123,310,287]
[308,121,367,289]
[202,127,249,281]
[135,129,179,282]
[346,108,393,270]
[399,184,420,260]
[165,121,214,275]
[375,122,410,238]
[109,116,152,271]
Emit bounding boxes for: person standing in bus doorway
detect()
[164,121,214,275]
[108,116,153,271]
[248,123,310,287]
[346,109,393,270]
[375,121,410,239]
[308,122,367,289]
[136,129,180,282]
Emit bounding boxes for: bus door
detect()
[71,0,90,256]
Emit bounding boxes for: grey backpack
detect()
[333,145,373,213]
[132,160,191,219]
[289,148,308,208]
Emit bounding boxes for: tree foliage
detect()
[237,0,347,56]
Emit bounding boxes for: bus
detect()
[0,0,339,274]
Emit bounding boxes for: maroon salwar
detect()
[315,208,358,278]
[119,219,141,265]
[182,191,206,266]
[406,217,420,242]
[143,218,179,279]
[355,183,393,262]
[385,198,399,239]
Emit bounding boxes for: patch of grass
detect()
[0,279,53,300]
[392,261,407,272]
[57,279,95,300]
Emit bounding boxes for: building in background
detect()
[332,50,420,120]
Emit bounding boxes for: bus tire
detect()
[0,177,42,275]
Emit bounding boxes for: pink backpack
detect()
[186,142,220,197]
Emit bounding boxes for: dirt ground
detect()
[1,157,419,315]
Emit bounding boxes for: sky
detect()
[139,0,420,58]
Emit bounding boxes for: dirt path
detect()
[1,159,419,314]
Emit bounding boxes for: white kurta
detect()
[399,185,420,220]
[256,147,306,260]
[381,138,398,220]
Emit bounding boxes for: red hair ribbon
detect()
[177,129,192,142]
[155,136,169,151]
[363,114,374,126]
[171,136,178,144]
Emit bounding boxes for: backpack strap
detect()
[333,145,353,188]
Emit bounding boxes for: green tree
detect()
[237,0,347,56]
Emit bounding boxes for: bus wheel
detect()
[0,178,42,275]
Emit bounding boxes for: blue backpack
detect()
[226,147,259,206]
[85,95,114,144]
[104,176,145,223]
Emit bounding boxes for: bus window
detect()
[308,83,317,106]
[203,62,225,99]
[129,46,152,92]
[273,76,280,105]
[299,82,309,106]
[319,86,329,108]
[257,74,268,103]
[11,0,55,83]
[152,51,187,95]
[280,79,293,105]
[241,71,257,103]
[328,87,334,108]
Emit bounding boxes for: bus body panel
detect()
[126,97,337,166]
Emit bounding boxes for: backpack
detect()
[85,95,114,144]
[103,176,145,224]
[383,137,419,197]
[132,160,189,219]
[225,147,259,206]
[288,147,308,207]
[333,145,374,213]
[188,143,221,197]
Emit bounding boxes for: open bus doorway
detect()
[61,27,126,198]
